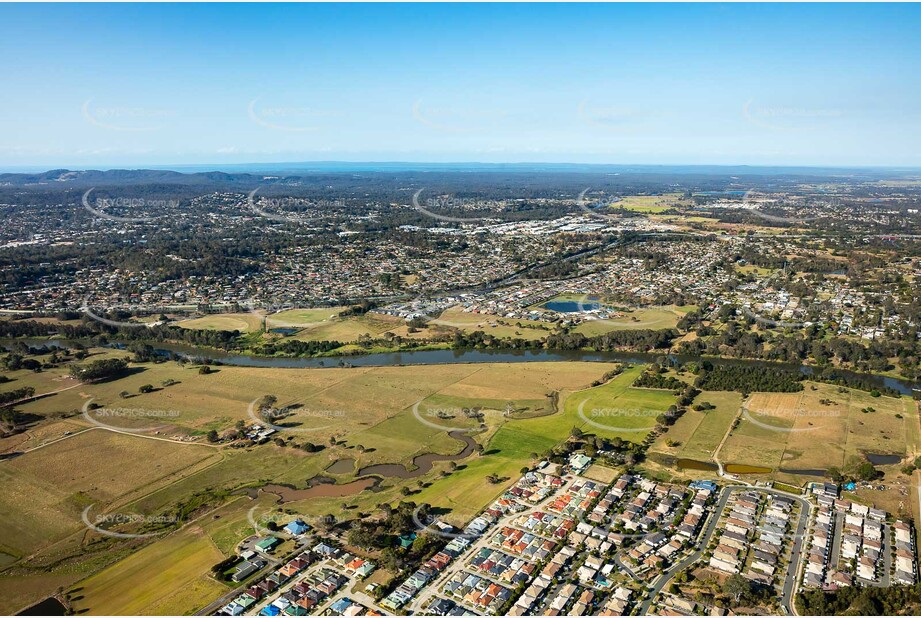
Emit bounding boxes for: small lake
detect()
[543,300,600,313]
[269,327,300,336]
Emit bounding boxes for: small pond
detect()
[325,458,356,475]
[865,453,902,466]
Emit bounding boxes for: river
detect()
[8,338,920,396]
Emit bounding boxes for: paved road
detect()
[408,473,584,614]
[637,485,735,615]
[638,485,811,616]
[780,492,812,615]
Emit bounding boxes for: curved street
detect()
[638,485,811,616]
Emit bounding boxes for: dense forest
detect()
[694,363,804,393]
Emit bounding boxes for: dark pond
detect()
[357,431,477,479]
[269,327,300,336]
[18,597,66,616]
[865,453,902,466]
[676,458,719,472]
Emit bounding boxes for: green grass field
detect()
[559,365,677,442]
[70,523,229,615]
[573,306,691,336]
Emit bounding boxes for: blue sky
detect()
[1,2,920,169]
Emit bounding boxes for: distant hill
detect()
[1,163,918,188]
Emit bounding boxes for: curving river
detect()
[7,338,920,396]
[128,342,921,396]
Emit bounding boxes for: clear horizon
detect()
[3,3,921,168]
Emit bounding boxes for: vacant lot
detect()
[560,365,677,443]
[0,429,218,559]
[609,193,691,213]
[719,383,914,479]
[650,391,742,462]
[70,523,228,615]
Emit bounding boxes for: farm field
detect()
[0,429,219,560]
[649,391,742,463]
[69,522,229,616]
[1,357,627,614]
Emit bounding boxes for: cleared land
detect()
[2,356,629,614]
[650,391,742,463]
[69,523,229,616]
[0,429,218,559]
[573,305,691,335]
[178,312,265,332]
[607,193,691,213]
